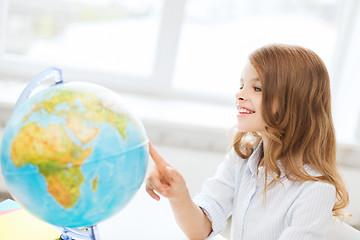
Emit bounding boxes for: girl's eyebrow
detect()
[240,78,261,83]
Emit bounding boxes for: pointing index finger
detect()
[149,142,170,171]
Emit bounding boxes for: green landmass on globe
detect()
[10,89,129,209]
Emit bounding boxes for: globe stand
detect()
[14,67,63,110]
[58,226,100,240]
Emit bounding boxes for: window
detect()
[0,0,344,97]
[2,0,162,77]
[174,0,341,96]
[331,0,360,143]
[0,0,359,143]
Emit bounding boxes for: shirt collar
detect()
[247,140,263,177]
[247,141,287,182]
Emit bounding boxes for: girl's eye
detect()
[254,87,262,92]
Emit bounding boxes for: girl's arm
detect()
[146,143,212,240]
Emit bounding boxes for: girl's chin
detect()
[237,124,266,133]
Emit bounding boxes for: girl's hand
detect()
[145,142,188,201]
[145,142,212,239]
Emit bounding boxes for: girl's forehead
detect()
[241,63,260,81]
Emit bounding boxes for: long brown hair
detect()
[233,44,349,218]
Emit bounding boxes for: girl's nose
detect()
[235,90,246,101]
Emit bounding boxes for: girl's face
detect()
[235,63,266,133]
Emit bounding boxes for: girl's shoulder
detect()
[301,177,336,192]
[292,165,336,196]
[292,179,336,210]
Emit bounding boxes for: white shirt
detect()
[193,142,336,240]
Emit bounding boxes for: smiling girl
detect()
[146,44,349,240]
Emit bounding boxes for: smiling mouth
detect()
[237,107,255,114]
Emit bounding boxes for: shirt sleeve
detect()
[280,181,336,240]
[193,150,240,238]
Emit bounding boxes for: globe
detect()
[0,78,149,228]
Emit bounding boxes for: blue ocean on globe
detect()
[0,80,149,228]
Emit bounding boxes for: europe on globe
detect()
[0,78,149,228]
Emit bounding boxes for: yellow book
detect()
[0,207,62,240]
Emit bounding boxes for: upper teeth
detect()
[239,108,253,113]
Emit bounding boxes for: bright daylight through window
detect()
[4,0,162,77]
[2,0,341,97]
[0,0,359,144]
[174,0,341,96]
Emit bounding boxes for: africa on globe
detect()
[0,77,149,228]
